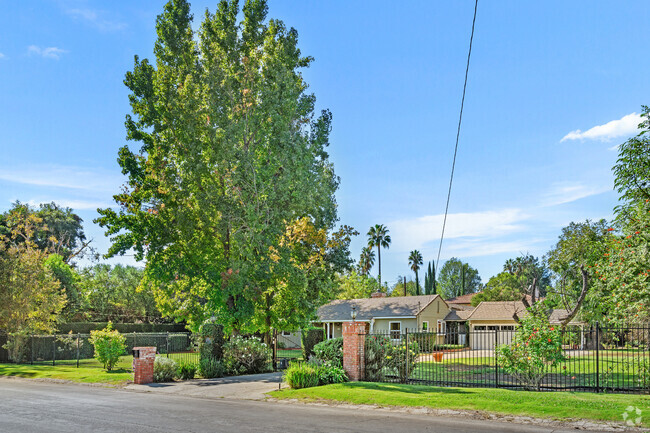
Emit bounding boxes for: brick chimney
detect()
[370,292,386,298]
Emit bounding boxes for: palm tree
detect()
[408,250,423,295]
[358,247,375,276]
[367,224,391,288]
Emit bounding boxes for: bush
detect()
[301,328,324,360]
[386,339,419,383]
[312,337,343,367]
[496,306,566,391]
[89,323,126,371]
[223,336,271,375]
[364,335,391,382]
[177,361,198,380]
[154,356,178,382]
[198,357,225,378]
[316,362,348,385]
[5,332,31,363]
[284,363,320,389]
[198,322,225,363]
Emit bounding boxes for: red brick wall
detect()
[342,321,367,381]
[132,346,156,384]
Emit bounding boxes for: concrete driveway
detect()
[125,371,284,400]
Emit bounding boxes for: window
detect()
[421,321,429,331]
[487,325,499,331]
[282,331,291,336]
[437,320,446,335]
[389,322,401,340]
[474,326,486,331]
[500,326,514,331]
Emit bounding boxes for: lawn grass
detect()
[270,382,650,427]
[0,352,200,385]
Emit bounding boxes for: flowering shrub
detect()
[312,337,343,367]
[365,335,391,381]
[496,306,565,391]
[89,322,126,371]
[223,336,271,375]
[386,339,419,383]
[154,356,178,382]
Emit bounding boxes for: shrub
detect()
[223,336,271,375]
[364,335,391,382]
[177,361,198,380]
[284,362,320,389]
[154,356,178,382]
[312,337,343,367]
[198,357,225,378]
[496,306,566,391]
[301,328,324,360]
[386,339,419,383]
[89,322,126,371]
[316,362,348,385]
[198,322,225,363]
[5,331,31,363]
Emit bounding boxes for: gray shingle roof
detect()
[466,301,529,321]
[317,295,440,322]
[444,309,472,321]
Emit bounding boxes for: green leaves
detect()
[96,0,342,334]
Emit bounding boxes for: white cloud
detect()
[389,209,529,252]
[541,182,610,207]
[22,198,112,211]
[66,8,126,32]
[27,45,68,60]
[0,52,5,60]
[561,113,641,142]
[444,238,547,259]
[0,164,123,193]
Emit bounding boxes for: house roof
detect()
[445,293,478,304]
[317,295,441,322]
[549,309,584,325]
[466,301,530,321]
[444,309,473,321]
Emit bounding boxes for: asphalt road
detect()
[0,379,598,433]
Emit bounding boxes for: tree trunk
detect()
[559,265,589,327]
[377,245,382,288]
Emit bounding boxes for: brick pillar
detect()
[342,321,366,381]
[132,346,156,384]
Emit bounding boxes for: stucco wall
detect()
[372,318,418,333]
[417,298,451,331]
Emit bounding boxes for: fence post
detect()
[30,334,34,365]
[272,328,277,371]
[133,332,137,349]
[76,333,80,368]
[595,322,600,393]
[494,328,499,388]
[52,336,56,366]
[405,328,409,383]
[166,332,170,358]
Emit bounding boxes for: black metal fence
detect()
[2,332,197,368]
[364,325,650,394]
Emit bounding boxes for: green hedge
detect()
[301,328,324,360]
[57,322,188,334]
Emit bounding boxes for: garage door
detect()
[470,326,515,350]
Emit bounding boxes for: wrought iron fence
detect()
[364,324,650,394]
[2,332,198,367]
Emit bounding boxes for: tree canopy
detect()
[96,0,347,334]
[437,258,481,299]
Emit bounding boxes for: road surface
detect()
[0,378,608,432]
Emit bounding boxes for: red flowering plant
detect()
[594,202,650,326]
[496,303,566,391]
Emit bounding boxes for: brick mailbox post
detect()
[132,346,156,384]
[342,321,367,381]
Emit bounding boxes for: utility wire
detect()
[435,0,479,272]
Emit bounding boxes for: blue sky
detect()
[1,1,649,287]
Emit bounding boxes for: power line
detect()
[436,0,479,272]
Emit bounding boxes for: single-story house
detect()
[315,293,450,343]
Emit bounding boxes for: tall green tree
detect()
[503,254,552,299]
[424,260,436,295]
[437,258,481,299]
[335,270,381,300]
[367,224,391,288]
[613,105,650,220]
[96,0,343,334]
[389,276,419,297]
[471,272,523,306]
[408,250,423,295]
[358,246,375,276]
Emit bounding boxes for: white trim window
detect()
[437,319,446,335]
[389,321,401,340]
[421,321,429,331]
